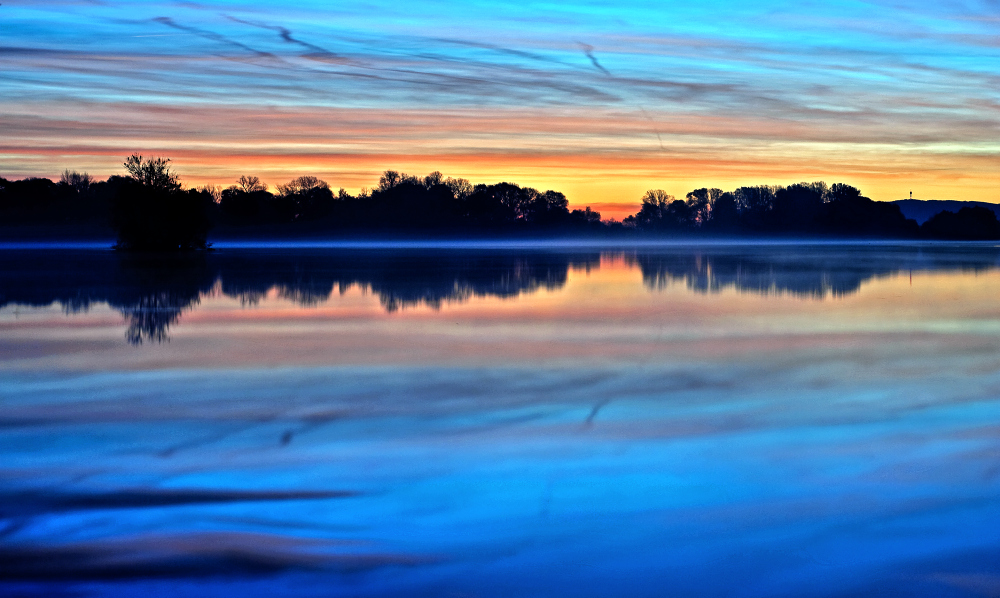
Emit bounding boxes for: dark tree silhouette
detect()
[820,183,916,237]
[377,170,404,191]
[0,175,111,229]
[277,176,336,221]
[463,182,524,227]
[111,155,213,251]
[365,181,461,230]
[733,186,778,229]
[5,161,997,241]
[444,176,473,200]
[219,183,276,225]
[524,190,571,227]
[685,188,722,227]
[921,206,1000,240]
[628,190,696,231]
[706,191,739,231]
[628,190,671,231]
[423,171,445,187]
[771,183,825,231]
[570,206,603,229]
[237,175,267,193]
[60,170,93,193]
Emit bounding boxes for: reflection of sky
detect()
[4,251,1000,595]
[6,251,1000,369]
[3,1,1000,218]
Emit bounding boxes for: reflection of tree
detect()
[118,292,195,345]
[0,250,600,344]
[213,251,599,312]
[630,253,875,298]
[628,246,1000,298]
[357,253,590,312]
[0,252,214,345]
[108,256,215,345]
[4,246,1000,345]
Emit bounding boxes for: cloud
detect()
[2,0,1000,204]
[151,16,276,59]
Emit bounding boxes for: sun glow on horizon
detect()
[2,1,998,217]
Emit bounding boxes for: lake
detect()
[2,242,1000,597]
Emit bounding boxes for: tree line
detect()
[624,183,999,239]
[1,155,997,250]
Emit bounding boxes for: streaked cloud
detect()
[2,0,999,217]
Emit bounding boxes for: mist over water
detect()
[2,244,1000,597]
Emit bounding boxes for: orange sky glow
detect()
[3,2,999,221]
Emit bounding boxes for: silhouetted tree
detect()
[444,177,473,200]
[826,182,859,204]
[111,155,213,250]
[423,171,444,187]
[820,183,917,237]
[570,206,603,230]
[60,170,93,193]
[771,183,825,231]
[377,170,402,191]
[219,178,277,225]
[198,184,222,202]
[463,182,532,227]
[365,181,461,230]
[124,155,180,191]
[0,178,69,223]
[375,170,422,192]
[922,206,1000,240]
[277,175,336,220]
[237,175,267,193]
[632,190,694,232]
[15,164,997,242]
[706,191,739,231]
[524,190,571,227]
[685,188,722,227]
[632,190,671,231]
[734,186,778,229]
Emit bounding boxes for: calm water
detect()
[2,243,1000,597]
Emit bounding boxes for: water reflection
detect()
[0,249,602,344]
[630,244,1000,297]
[216,250,597,311]
[2,244,999,343]
[5,244,1000,596]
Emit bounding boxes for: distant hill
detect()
[892,199,1000,224]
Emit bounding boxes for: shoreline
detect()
[2,237,1000,251]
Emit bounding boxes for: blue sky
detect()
[3,0,999,216]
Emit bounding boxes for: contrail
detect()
[579,41,666,152]
[578,42,611,76]
[226,15,341,58]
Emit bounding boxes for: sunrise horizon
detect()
[3,156,987,222]
[5,2,999,222]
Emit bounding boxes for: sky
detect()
[2,1,1000,219]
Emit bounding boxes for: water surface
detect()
[2,243,1000,596]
